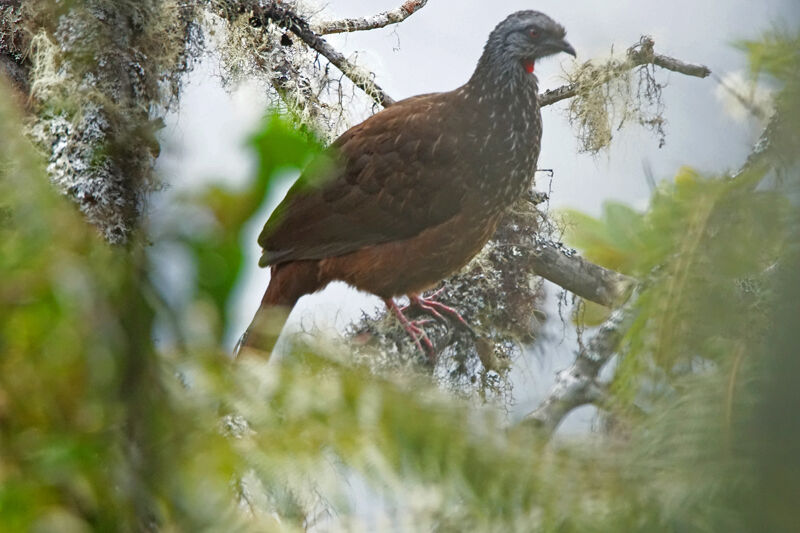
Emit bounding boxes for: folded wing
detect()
[258,92,466,267]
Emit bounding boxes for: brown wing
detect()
[258,92,465,267]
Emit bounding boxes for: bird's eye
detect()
[529,28,540,39]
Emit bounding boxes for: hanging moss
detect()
[564,41,667,154]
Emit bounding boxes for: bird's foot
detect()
[385,299,436,361]
[408,291,477,339]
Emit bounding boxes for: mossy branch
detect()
[539,36,711,108]
[3,0,202,243]
[215,0,395,107]
[343,194,636,400]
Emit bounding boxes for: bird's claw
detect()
[385,299,437,362]
[409,292,477,339]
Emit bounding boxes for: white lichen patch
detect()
[25,0,203,243]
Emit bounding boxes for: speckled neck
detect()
[463,29,541,108]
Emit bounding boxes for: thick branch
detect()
[525,237,635,308]
[313,1,428,35]
[539,36,711,107]
[18,2,199,243]
[223,0,395,107]
[522,297,635,434]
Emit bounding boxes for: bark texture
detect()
[0,0,28,99]
[2,1,201,243]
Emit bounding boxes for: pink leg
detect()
[400,287,446,314]
[409,292,476,337]
[384,298,436,360]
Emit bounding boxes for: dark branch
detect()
[219,0,395,107]
[313,1,429,35]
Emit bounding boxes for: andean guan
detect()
[237,10,575,358]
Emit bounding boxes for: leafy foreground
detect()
[1,34,800,532]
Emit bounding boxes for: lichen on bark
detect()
[21,0,203,243]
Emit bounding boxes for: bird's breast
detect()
[469,100,542,209]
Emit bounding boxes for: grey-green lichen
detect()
[8,0,380,241]
[565,45,666,154]
[24,0,203,243]
[0,1,29,94]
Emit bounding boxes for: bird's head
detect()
[487,11,575,75]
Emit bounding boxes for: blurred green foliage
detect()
[151,116,322,345]
[1,30,799,533]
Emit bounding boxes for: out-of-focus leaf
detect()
[153,114,322,344]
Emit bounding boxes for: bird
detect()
[238,10,575,358]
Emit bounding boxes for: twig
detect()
[313,1,428,35]
[222,0,395,107]
[539,36,711,107]
[628,36,711,78]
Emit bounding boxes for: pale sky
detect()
[155,0,799,427]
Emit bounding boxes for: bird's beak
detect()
[555,38,576,57]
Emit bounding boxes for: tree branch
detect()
[17,2,200,243]
[0,1,30,102]
[521,295,636,434]
[522,235,635,308]
[313,0,429,35]
[221,4,711,115]
[220,0,395,107]
[539,36,711,107]
[629,36,712,78]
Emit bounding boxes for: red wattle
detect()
[524,60,535,74]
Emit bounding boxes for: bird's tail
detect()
[235,261,321,359]
[234,302,291,359]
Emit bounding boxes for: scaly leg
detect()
[384,298,436,361]
[408,291,477,338]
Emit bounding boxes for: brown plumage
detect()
[238,10,575,357]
